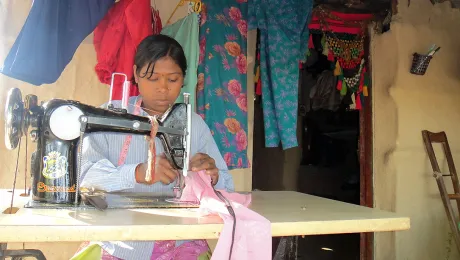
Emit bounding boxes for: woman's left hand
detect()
[190,153,219,185]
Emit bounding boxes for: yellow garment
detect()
[254,66,260,82]
[333,60,341,76]
[70,244,102,260]
[363,86,368,96]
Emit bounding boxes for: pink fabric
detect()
[118,98,143,166]
[151,240,209,260]
[180,171,272,260]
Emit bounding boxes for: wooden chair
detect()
[422,130,460,253]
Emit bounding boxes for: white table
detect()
[0,189,409,242]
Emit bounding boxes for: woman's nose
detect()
[157,78,168,93]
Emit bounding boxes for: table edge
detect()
[0,217,410,243]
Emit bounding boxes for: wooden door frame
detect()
[359,29,374,260]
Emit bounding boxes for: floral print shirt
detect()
[197,0,250,169]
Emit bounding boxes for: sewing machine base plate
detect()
[24,193,199,209]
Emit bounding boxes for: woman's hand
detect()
[190,153,219,185]
[135,154,178,185]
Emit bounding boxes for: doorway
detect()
[251,30,373,260]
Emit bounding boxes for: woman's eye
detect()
[148,78,159,82]
[168,78,179,83]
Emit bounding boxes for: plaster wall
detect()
[372,1,460,259]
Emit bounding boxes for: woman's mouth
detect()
[154,100,170,105]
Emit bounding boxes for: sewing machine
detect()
[3,74,195,210]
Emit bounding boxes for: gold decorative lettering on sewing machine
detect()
[37,182,76,193]
[4,87,192,208]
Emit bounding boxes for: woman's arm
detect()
[194,114,235,191]
[79,133,138,192]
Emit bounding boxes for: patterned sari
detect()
[72,240,211,260]
[197,0,250,170]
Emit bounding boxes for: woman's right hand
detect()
[135,154,178,185]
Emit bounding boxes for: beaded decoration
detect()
[326,34,364,69]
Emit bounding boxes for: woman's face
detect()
[134,57,184,114]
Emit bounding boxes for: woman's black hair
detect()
[133,34,187,81]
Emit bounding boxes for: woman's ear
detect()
[133,65,138,83]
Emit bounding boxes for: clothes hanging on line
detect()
[1,0,114,86]
[307,10,372,111]
[197,0,250,170]
[93,0,154,101]
[308,10,373,35]
[309,70,341,111]
[298,66,314,114]
[161,13,199,112]
[254,30,262,96]
[152,7,162,35]
[248,0,314,150]
[254,56,261,96]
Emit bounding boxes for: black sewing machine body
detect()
[5,88,190,206]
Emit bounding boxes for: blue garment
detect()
[80,96,234,260]
[1,0,114,85]
[197,0,250,170]
[248,0,313,149]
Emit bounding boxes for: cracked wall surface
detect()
[373,1,460,259]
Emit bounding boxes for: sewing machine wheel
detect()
[4,88,25,150]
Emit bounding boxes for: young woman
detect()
[73,34,234,260]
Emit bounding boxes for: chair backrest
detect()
[422,130,460,253]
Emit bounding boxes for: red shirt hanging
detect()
[93,0,155,101]
[152,7,162,35]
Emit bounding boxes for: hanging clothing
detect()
[161,13,199,112]
[309,70,341,111]
[93,0,153,101]
[0,0,114,86]
[254,30,262,96]
[255,65,262,96]
[308,12,372,110]
[299,66,314,114]
[197,0,250,170]
[308,11,373,35]
[248,0,313,149]
[152,7,162,35]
